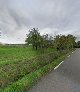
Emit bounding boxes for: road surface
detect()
[28,49,80,92]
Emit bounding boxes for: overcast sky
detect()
[0,0,80,44]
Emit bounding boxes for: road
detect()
[28,49,80,92]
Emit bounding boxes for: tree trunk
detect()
[35,45,38,50]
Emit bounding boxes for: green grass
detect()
[0,46,40,61]
[0,46,56,66]
[0,51,61,89]
[0,54,69,92]
[0,46,57,89]
[0,45,74,92]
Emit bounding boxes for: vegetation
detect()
[0,46,57,89]
[75,41,80,48]
[0,51,59,89]
[0,46,55,66]
[0,28,77,92]
[25,28,42,50]
[26,28,76,50]
[54,34,76,50]
[0,51,72,92]
[25,28,54,50]
[0,46,74,91]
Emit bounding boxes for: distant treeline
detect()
[2,44,25,47]
[25,28,77,50]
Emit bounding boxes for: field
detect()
[0,46,55,65]
[0,45,72,92]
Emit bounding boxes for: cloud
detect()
[0,0,80,43]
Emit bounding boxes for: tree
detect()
[25,28,76,51]
[66,34,76,49]
[54,35,64,50]
[54,34,76,51]
[25,28,42,50]
[42,34,53,48]
[75,41,80,48]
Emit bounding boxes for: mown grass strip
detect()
[0,53,69,92]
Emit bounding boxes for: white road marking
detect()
[54,51,73,70]
[54,61,64,70]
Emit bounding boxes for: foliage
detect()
[54,34,76,50]
[42,34,53,48]
[25,28,42,50]
[75,41,80,48]
[25,28,54,50]
[0,27,77,91]
[25,28,76,51]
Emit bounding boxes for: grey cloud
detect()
[0,0,80,43]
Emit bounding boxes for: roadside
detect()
[0,49,74,92]
[28,49,80,92]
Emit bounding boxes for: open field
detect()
[0,46,55,66]
[0,46,55,61]
[0,45,73,92]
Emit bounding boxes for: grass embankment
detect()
[0,46,74,92]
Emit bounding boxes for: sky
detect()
[0,0,80,44]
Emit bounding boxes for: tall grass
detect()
[0,46,73,91]
[0,46,56,89]
[0,54,68,92]
[0,51,61,89]
[0,46,55,66]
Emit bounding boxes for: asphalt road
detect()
[28,49,80,92]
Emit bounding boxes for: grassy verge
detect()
[0,51,72,92]
[0,47,56,67]
[0,51,61,89]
